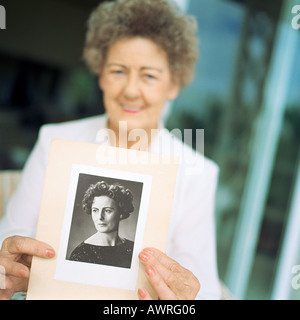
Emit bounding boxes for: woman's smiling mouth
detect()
[122,105,144,114]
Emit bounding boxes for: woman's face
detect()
[99,37,180,135]
[91,196,121,234]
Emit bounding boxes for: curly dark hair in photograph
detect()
[82,181,134,220]
[83,0,199,88]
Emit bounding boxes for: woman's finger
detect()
[0,257,30,278]
[144,265,176,300]
[139,248,200,299]
[1,236,55,258]
[137,288,153,300]
[139,248,183,288]
[144,248,176,268]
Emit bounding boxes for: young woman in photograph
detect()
[69,181,135,269]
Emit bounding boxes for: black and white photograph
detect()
[55,164,152,291]
[66,173,143,268]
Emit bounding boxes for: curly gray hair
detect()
[83,0,199,88]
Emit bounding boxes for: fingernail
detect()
[144,248,153,255]
[46,249,55,257]
[139,252,149,262]
[146,265,155,277]
[19,269,28,278]
[138,288,147,299]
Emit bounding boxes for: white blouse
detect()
[0,114,221,299]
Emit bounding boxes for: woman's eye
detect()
[111,70,124,75]
[145,74,157,81]
[104,208,113,214]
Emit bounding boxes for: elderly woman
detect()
[69,181,135,268]
[0,0,220,300]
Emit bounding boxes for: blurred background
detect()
[0,0,299,299]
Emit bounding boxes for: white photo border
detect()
[54,164,152,291]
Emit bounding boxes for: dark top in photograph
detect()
[69,238,134,268]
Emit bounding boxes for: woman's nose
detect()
[99,210,105,220]
[123,73,140,99]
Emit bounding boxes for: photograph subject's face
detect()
[91,196,121,234]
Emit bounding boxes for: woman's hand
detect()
[138,248,200,300]
[0,236,55,300]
